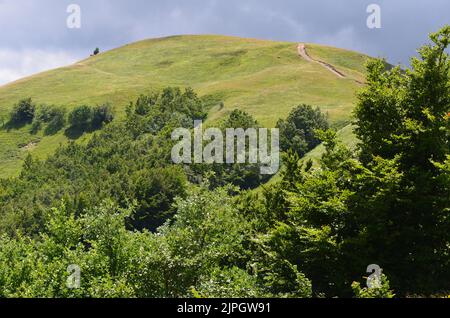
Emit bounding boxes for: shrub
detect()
[30,118,42,134]
[35,104,57,123]
[45,108,66,135]
[68,105,93,129]
[92,104,114,129]
[9,98,36,124]
[31,105,67,135]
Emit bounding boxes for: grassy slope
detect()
[0,35,369,178]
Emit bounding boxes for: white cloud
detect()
[0,49,78,86]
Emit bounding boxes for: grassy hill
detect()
[0,35,369,178]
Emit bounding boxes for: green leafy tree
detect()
[276,104,329,157]
[222,109,258,129]
[353,26,450,294]
[68,105,93,129]
[192,110,270,189]
[153,184,251,297]
[45,107,66,135]
[9,98,36,124]
[132,166,187,231]
[31,105,66,135]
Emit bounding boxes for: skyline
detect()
[0,0,448,85]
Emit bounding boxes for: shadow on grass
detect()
[1,120,103,141]
[64,126,87,140]
[1,120,31,132]
[64,124,104,140]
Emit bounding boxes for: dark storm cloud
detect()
[0,0,448,84]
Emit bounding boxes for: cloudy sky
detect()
[0,0,448,85]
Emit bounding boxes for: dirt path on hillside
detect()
[297,43,346,79]
[297,43,314,62]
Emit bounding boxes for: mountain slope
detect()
[0,35,369,178]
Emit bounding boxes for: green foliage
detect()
[92,104,114,129]
[45,108,67,135]
[68,105,94,129]
[352,275,395,298]
[0,27,449,298]
[31,104,66,135]
[0,201,135,298]
[222,109,258,129]
[125,87,207,138]
[193,109,270,189]
[0,87,209,236]
[9,98,36,125]
[276,104,329,157]
[151,184,252,297]
[0,177,313,298]
[132,166,187,230]
[67,104,114,136]
[0,185,255,298]
[194,267,266,298]
[353,25,450,294]
[254,26,450,297]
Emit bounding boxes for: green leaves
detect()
[9,98,36,125]
[352,274,395,299]
[277,104,329,157]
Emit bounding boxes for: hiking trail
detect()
[297,43,346,78]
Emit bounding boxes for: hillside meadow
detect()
[0,35,367,178]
